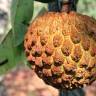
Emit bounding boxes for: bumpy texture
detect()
[24,11,96,90]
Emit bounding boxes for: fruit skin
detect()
[24,11,96,90]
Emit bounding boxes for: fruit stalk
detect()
[59,88,85,96]
[48,0,60,11]
[48,0,78,12]
[60,90,68,96]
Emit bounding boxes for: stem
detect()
[59,90,68,96]
[60,0,78,12]
[48,0,79,12]
[48,0,60,11]
[59,88,85,96]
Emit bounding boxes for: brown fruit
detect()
[24,11,96,90]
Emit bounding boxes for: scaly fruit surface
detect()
[24,11,96,90]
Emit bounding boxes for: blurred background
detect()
[0,0,96,96]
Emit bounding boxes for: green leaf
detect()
[14,43,27,65]
[11,0,34,46]
[0,30,17,75]
[35,0,54,3]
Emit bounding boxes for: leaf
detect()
[32,6,47,21]
[0,30,17,75]
[35,0,55,3]
[0,23,12,44]
[11,0,34,46]
[14,43,27,65]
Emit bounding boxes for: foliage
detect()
[11,0,34,46]
[77,0,96,18]
[0,30,16,75]
[35,0,54,3]
[0,0,48,75]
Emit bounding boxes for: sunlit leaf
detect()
[32,6,47,21]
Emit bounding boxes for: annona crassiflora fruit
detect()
[24,11,96,90]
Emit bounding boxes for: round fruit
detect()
[24,11,96,90]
